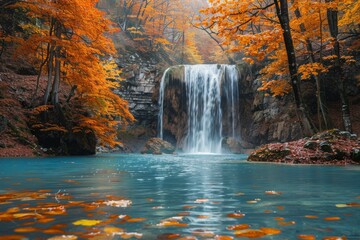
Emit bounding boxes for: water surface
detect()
[0,154,359,239]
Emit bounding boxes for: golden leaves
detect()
[72,219,101,226]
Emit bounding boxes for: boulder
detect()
[320,141,332,153]
[141,138,175,154]
[303,141,318,150]
[351,148,360,162]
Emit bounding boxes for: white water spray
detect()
[158,64,239,153]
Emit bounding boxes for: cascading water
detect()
[158,64,240,153]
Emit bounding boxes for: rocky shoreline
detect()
[248,129,360,165]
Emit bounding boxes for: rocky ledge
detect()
[141,138,175,154]
[248,129,360,165]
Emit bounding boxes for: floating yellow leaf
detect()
[72,219,101,226]
[335,204,348,208]
[274,217,285,221]
[234,229,266,238]
[197,215,209,219]
[260,227,281,235]
[305,215,318,219]
[247,200,258,204]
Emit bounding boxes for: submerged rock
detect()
[141,138,175,154]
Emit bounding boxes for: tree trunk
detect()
[44,46,55,104]
[325,1,352,132]
[292,3,329,130]
[274,0,314,136]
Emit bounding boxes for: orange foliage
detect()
[198,0,359,95]
[14,0,134,146]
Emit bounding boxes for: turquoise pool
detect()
[0,154,359,239]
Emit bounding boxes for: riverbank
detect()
[248,129,360,165]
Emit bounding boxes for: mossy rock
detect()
[248,147,291,162]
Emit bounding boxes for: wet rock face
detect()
[239,74,303,146]
[141,138,175,154]
[115,63,164,127]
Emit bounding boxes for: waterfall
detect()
[158,64,239,153]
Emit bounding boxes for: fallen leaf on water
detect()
[323,217,341,221]
[235,192,245,196]
[227,224,250,230]
[305,215,318,219]
[214,235,233,240]
[72,219,101,226]
[157,233,181,239]
[38,218,55,223]
[297,234,316,240]
[104,200,132,208]
[265,191,282,195]
[196,215,209,219]
[182,205,196,209]
[247,200,258,204]
[13,212,42,219]
[260,227,281,235]
[234,229,266,238]
[177,212,190,216]
[14,227,40,233]
[42,229,65,234]
[157,221,188,227]
[227,213,245,218]
[274,217,285,221]
[335,204,348,208]
[276,206,284,210]
[194,198,209,203]
[63,180,79,184]
[346,202,360,207]
[127,218,146,223]
[103,226,124,234]
[48,235,78,240]
[278,221,296,226]
[118,215,131,220]
[0,235,26,240]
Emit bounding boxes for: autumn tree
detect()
[198,0,359,134]
[13,0,134,146]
